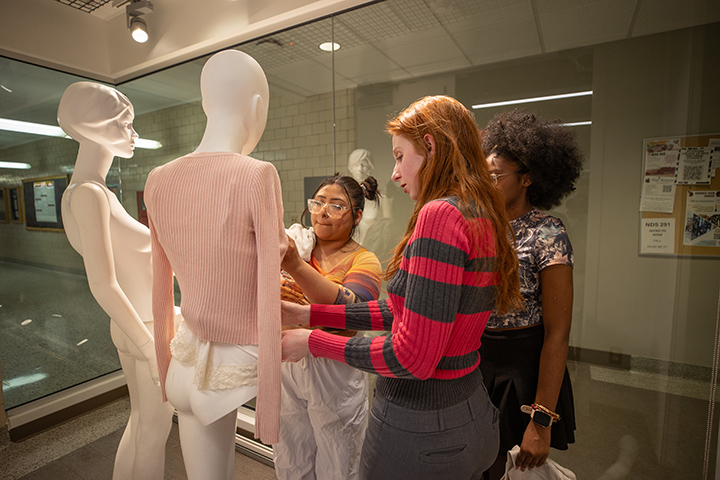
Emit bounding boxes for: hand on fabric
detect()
[281,235,303,273]
[281,300,311,326]
[515,421,551,471]
[281,328,312,362]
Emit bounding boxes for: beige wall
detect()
[581,24,720,365]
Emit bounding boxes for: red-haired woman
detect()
[281,95,522,480]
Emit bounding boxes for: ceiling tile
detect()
[453,17,543,66]
[633,0,720,37]
[539,0,636,52]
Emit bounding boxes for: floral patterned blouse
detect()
[487,209,574,329]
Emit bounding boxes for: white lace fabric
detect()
[170,320,258,391]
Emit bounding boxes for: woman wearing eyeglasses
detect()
[281,95,523,480]
[479,109,582,479]
[274,174,383,480]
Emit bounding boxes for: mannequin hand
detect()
[137,339,161,386]
[281,329,311,361]
[515,421,551,471]
[281,300,311,326]
[281,235,303,273]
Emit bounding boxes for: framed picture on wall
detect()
[0,188,8,222]
[9,186,23,223]
[22,175,70,231]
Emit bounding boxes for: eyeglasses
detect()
[307,199,350,218]
[490,171,520,184]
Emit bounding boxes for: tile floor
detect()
[1,397,276,480]
[2,359,718,480]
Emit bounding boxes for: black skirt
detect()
[479,323,576,454]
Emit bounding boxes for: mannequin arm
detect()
[68,183,157,381]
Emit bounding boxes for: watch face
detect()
[532,410,553,428]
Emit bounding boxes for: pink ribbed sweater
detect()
[144,151,287,444]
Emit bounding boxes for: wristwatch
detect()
[520,404,553,428]
[530,409,553,428]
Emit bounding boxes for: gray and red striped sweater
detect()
[308,197,498,410]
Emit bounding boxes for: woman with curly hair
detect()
[281,95,523,480]
[479,109,582,478]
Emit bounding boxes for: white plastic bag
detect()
[501,445,576,480]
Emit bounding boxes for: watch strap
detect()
[520,403,560,428]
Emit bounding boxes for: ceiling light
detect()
[118,0,154,43]
[0,161,32,169]
[472,90,593,109]
[319,42,340,52]
[0,118,67,137]
[562,121,592,127]
[134,138,163,149]
[130,17,149,43]
[0,118,163,150]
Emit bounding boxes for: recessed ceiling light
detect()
[319,42,340,52]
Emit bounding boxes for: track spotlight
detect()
[116,0,154,43]
[130,16,149,43]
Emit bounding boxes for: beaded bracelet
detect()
[531,403,561,422]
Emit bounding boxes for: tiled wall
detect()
[0,87,355,271]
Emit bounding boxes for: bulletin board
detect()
[639,133,720,257]
[22,175,70,231]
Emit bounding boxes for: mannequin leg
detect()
[113,351,139,480]
[130,352,174,479]
[166,358,237,480]
[111,322,174,480]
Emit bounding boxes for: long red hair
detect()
[385,95,522,314]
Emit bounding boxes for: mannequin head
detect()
[347,149,374,183]
[200,50,270,155]
[58,82,138,158]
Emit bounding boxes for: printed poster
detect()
[33,180,57,223]
[675,147,713,185]
[640,218,675,254]
[683,190,720,247]
[640,139,680,213]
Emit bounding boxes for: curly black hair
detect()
[481,109,583,211]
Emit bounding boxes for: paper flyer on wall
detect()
[683,190,720,247]
[639,139,679,213]
[640,218,675,254]
[675,146,713,184]
[33,180,57,223]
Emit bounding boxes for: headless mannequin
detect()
[58,82,174,480]
[160,50,271,480]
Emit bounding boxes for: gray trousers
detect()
[360,383,499,480]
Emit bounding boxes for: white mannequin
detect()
[347,148,392,252]
[161,49,271,480]
[58,82,174,480]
